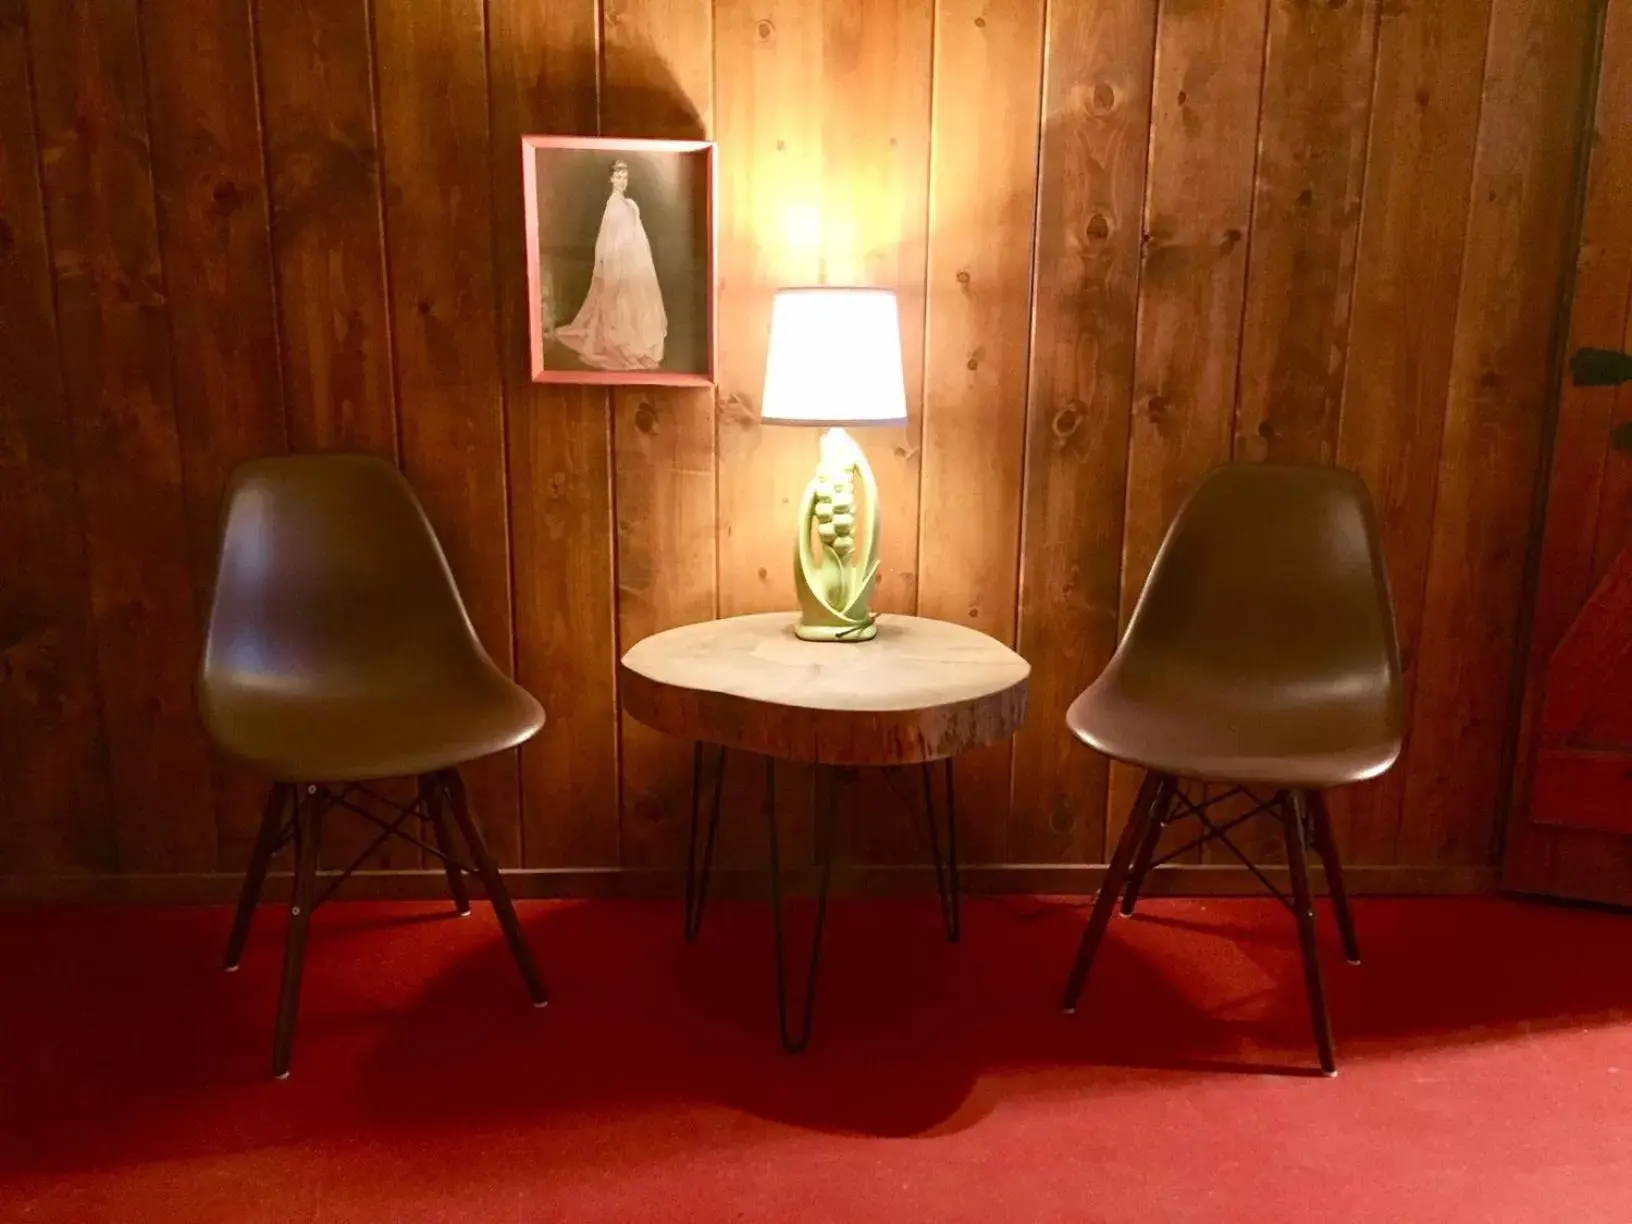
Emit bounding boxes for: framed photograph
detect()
[522,136,717,386]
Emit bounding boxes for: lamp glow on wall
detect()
[761,287,908,642]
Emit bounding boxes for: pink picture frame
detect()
[522,136,717,387]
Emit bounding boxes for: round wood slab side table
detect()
[619,611,1030,1052]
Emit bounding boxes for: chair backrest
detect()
[200,454,490,701]
[1113,463,1403,713]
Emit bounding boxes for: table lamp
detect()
[761,287,908,643]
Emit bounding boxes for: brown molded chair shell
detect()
[199,454,543,782]
[1067,463,1404,788]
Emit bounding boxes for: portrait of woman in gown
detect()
[523,136,713,385]
[554,160,669,371]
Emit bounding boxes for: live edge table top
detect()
[618,613,1031,767]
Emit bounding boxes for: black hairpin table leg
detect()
[765,757,839,1054]
[684,743,727,941]
[920,760,960,943]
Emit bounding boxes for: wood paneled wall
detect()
[0,0,1603,896]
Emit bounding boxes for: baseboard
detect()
[0,863,1498,905]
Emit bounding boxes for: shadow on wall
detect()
[600,36,707,142]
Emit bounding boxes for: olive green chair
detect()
[201,454,546,1078]
[1061,463,1404,1074]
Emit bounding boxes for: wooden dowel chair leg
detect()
[1062,771,1164,1013]
[420,774,471,916]
[1120,776,1175,917]
[441,769,548,1007]
[1307,789,1360,964]
[1283,790,1337,1076]
[225,782,290,971]
[272,786,323,1079]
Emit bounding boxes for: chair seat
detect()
[202,667,544,782]
[1067,668,1401,789]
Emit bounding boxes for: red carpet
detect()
[1,894,1628,1222]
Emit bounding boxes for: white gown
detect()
[556,192,668,371]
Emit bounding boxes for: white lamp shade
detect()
[760,287,909,427]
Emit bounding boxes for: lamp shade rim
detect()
[759,414,909,428]
[770,283,895,293]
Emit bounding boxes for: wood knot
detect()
[1049,800,1076,837]
[1092,82,1116,112]
[0,218,13,253]
[1297,187,1314,207]
[756,18,773,39]
[966,357,979,371]
[1257,420,1276,440]
[210,179,242,212]
[416,298,432,316]
[634,401,657,433]
[974,15,986,27]
[1145,394,1168,423]
[1222,228,1243,251]
[1052,402,1084,439]
[1085,213,1111,241]
[758,567,769,581]
[1176,89,1188,106]
[719,391,757,426]
[955,269,971,285]
[1415,87,1431,107]
[776,139,785,152]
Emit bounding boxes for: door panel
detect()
[1503,0,1632,905]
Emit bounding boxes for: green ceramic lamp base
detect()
[793,619,879,643]
[792,427,882,644]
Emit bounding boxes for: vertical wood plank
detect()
[254,0,410,869]
[1503,0,1629,896]
[0,0,115,873]
[821,0,935,864]
[28,0,220,872]
[374,0,521,862]
[606,0,718,869]
[1401,0,1599,865]
[696,0,823,870]
[142,0,289,867]
[1109,0,1269,852]
[713,0,823,622]
[1220,0,1384,865]
[490,0,618,868]
[920,0,1047,863]
[819,0,932,619]
[1011,0,1158,865]
[1330,0,1494,864]
[1234,0,1381,466]
[255,0,397,459]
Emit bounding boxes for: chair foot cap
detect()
[274,1070,290,1081]
[1346,956,1361,966]
[1322,1068,1338,1078]
[223,963,240,973]
[1062,1005,1077,1016]
[532,998,549,1009]
[456,908,472,917]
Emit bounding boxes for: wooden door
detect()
[1503,0,1632,906]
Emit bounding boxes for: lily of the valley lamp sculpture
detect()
[761,287,908,642]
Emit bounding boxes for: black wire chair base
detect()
[223,767,546,1079]
[1062,772,1359,1076]
[684,746,962,1053]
